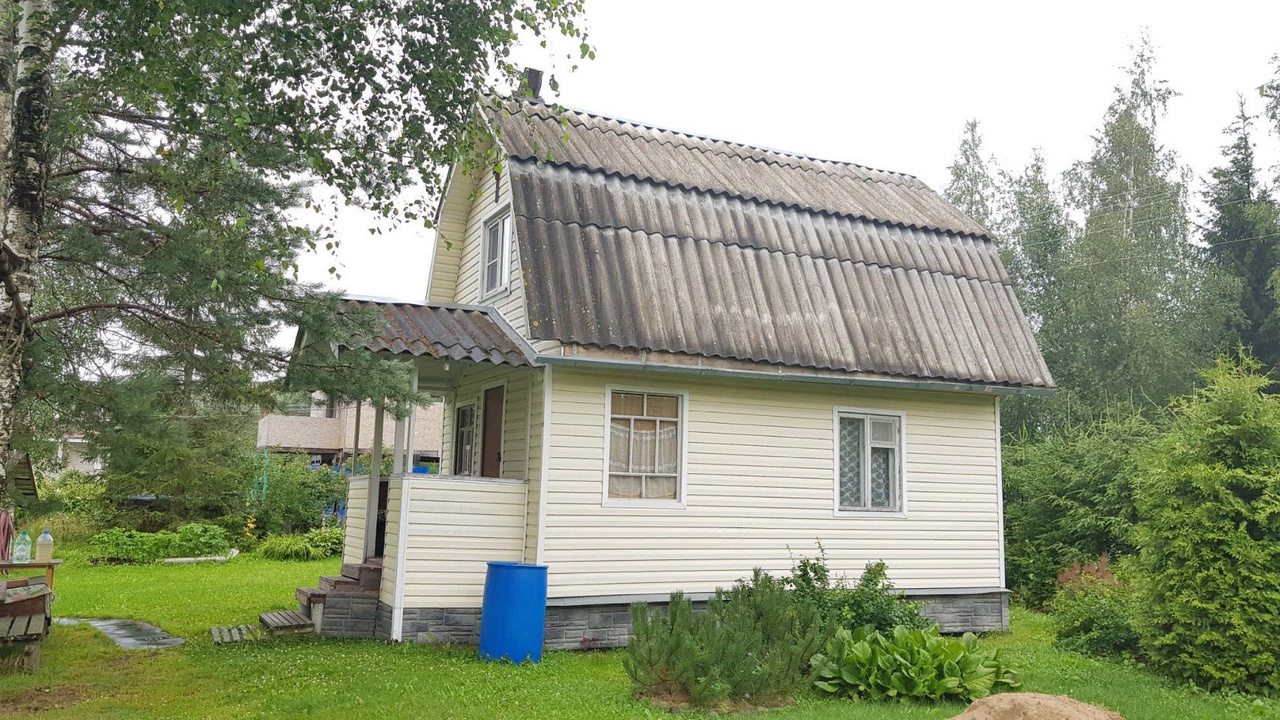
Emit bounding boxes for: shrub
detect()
[303,526,345,557]
[811,625,1019,702]
[1002,413,1153,607]
[1049,555,1141,659]
[34,471,109,518]
[1134,356,1280,694]
[252,454,347,535]
[171,523,232,557]
[624,570,829,708]
[788,550,928,632]
[256,534,326,561]
[88,527,160,564]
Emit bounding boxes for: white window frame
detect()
[832,406,907,518]
[602,384,689,509]
[452,400,479,476]
[479,207,512,300]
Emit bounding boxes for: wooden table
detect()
[0,560,63,589]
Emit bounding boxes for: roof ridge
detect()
[517,214,1007,287]
[507,157,991,242]
[513,99,925,186]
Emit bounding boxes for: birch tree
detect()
[0,0,590,502]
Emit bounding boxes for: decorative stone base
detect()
[317,592,379,639]
[910,592,1009,633]
[321,591,1009,645]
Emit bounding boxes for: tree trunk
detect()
[0,0,53,504]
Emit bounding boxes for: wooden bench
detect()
[1,564,59,673]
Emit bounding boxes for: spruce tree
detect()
[1204,99,1280,372]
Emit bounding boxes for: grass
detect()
[3,553,1279,719]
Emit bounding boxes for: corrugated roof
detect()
[493,101,988,238]
[341,299,533,367]
[493,100,1052,389]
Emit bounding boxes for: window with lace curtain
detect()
[607,390,682,502]
[835,410,903,513]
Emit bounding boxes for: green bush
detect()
[34,471,109,518]
[1049,556,1141,659]
[1002,413,1153,607]
[811,625,1019,702]
[1134,356,1280,694]
[256,534,326,561]
[253,454,347,535]
[788,550,928,632]
[86,522,233,564]
[88,527,160,564]
[624,570,829,708]
[171,523,232,557]
[303,526,345,557]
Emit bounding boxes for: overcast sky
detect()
[294,0,1280,303]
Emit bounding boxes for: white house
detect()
[289,84,1052,648]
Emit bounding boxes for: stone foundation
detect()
[912,592,1009,633]
[323,591,1008,645]
[317,592,380,639]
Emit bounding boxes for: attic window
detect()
[481,210,511,298]
[835,410,904,514]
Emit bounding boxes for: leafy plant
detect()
[88,528,160,564]
[1049,555,1141,659]
[171,523,232,558]
[1134,355,1280,693]
[811,625,1019,702]
[624,570,829,708]
[788,549,928,632]
[256,534,327,561]
[303,526,345,558]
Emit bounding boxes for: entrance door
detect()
[373,480,389,558]
[481,385,505,477]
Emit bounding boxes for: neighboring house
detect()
[299,81,1052,649]
[55,436,101,475]
[256,394,442,468]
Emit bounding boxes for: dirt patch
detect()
[952,693,1124,720]
[0,685,86,716]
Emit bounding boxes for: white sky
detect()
[294,0,1280,303]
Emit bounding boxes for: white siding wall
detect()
[439,365,536,482]
[524,370,545,563]
[428,161,560,354]
[394,476,527,607]
[342,477,369,565]
[541,367,1003,599]
[378,478,403,606]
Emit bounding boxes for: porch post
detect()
[391,410,405,476]
[403,370,419,473]
[365,404,385,560]
[351,401,362,465]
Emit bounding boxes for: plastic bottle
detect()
[35,529,53,563]
[12,529,31,563]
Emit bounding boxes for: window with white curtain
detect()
[836,411,903,512]
[607,391,682,501]
[452,403,477,476]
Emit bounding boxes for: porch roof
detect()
[341,298,537,367]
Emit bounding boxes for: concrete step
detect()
[339,562,384,591]
[319,575,363,593]
[295,586,326,608]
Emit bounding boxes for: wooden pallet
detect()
[258,609,313,635]
[210,624,262,644]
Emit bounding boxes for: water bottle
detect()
[12,529,31,563]
[35,529,53,563]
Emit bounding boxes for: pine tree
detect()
[1204,99,1280,372]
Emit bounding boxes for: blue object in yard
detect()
[478,562,548,663]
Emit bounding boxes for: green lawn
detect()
[2,555,1278,719]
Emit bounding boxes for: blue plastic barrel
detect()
[478,562,549,663]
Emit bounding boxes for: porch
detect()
[289,300,544,641]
